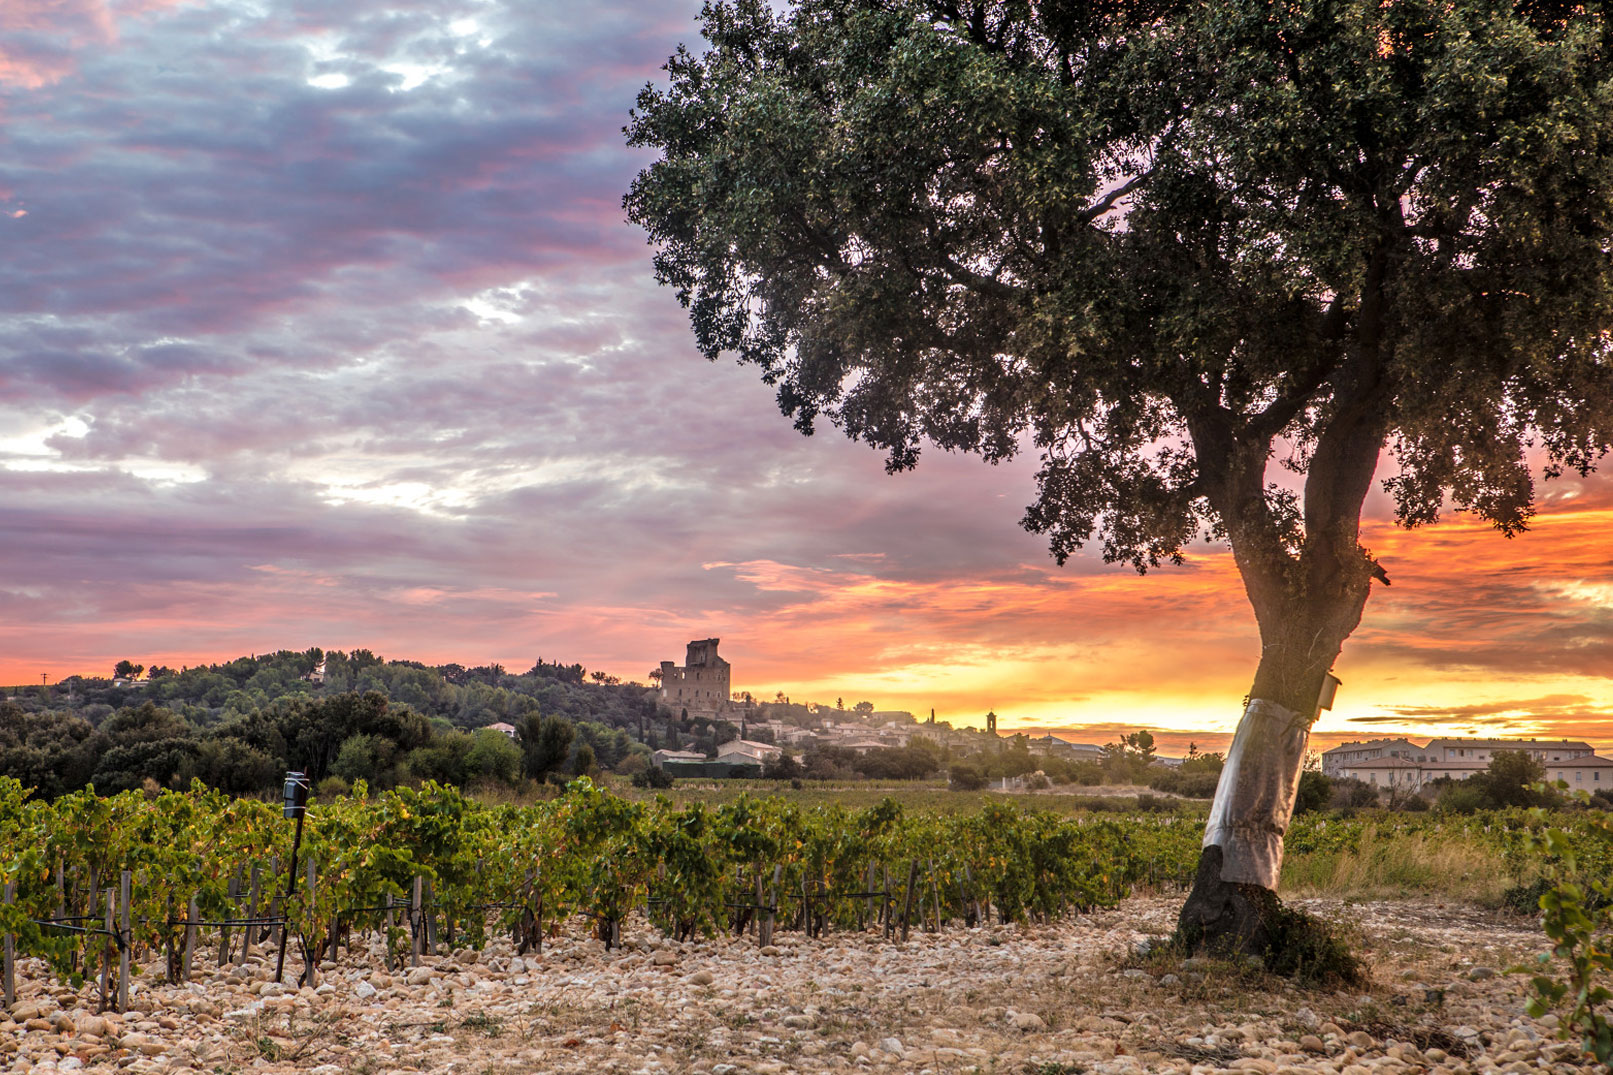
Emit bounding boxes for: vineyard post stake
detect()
[423,876,437,952]
[274,770,310,984]
[98,886,112,1012]
[244,866,261,959]
[411,876,424,966]
[3,880,15,1009]
[882,865,893,939]
[900,860,918,943]
[929,860,942,933]
[267,854,279,953]
[83,866,97,980]
[302,858,317,986]
[117,870,131,1011]
[760,865,780,948]
[219,874,236,967]
[183,893,198,981]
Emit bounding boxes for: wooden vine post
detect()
[3,880,15,1009]
[411,876,424,966]
[183,893,199,982]
[118,870,131,1011]
[99,885,114,1013]
[899,860,918,943]
[244,865,261,959]
[759,865,780,948]
[219,874,237,967]
[302,858,318,986]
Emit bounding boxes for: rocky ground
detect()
[2,896,1597,1074]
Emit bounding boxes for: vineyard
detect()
[0,776,1604,1015]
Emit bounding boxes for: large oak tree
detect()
[625,0,1613,951]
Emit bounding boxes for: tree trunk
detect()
[1176,696,1311,955]
[1177,597,1365,956]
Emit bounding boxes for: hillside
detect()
[0,650,663,799]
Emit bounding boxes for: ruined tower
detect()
[658,638,731,718]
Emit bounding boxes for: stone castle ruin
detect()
[659,638,731,718]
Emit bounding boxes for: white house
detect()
[651,749,708,769]
[716,739,782,766]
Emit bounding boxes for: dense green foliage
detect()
[1436,750,1568,814]
[0,777,1203,983]
[0,650,662,799]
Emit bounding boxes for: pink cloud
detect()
[0,0,192,87]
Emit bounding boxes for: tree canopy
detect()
[627,0,1613,711]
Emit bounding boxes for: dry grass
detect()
[1281,825,1511,903]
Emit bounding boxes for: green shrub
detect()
[632,766,675,790]
[1069,761,1103,786]
[949,762,988,791]
[1437,781,1487,814]
[1293,771,1331,815]
[1515,800,1613,1065]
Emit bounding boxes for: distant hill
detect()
[12,648,663,731]
[1,649,668,799]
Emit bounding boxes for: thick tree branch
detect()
[1078,168,1155,223]
[1247,295,1349,442]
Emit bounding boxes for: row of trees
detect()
[17,649,661,736]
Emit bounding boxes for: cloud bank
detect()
[2,0,1609,751]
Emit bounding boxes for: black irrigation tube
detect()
[28,919,127,951]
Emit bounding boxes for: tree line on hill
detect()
[0,650,663,799]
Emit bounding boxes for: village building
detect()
[484,722,517,739]
[1028,734,1104,762]
[650,748,708,771]
[716,738,782,768]
[1323,735,1609,792]
[1421,737,1594,764]
[658,638,731,718]
[1320,737,1423,775]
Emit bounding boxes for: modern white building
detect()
[1324,735,1609,792]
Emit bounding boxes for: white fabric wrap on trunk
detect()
[1202,697,1309,889]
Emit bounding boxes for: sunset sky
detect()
[3,0,1611,755]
